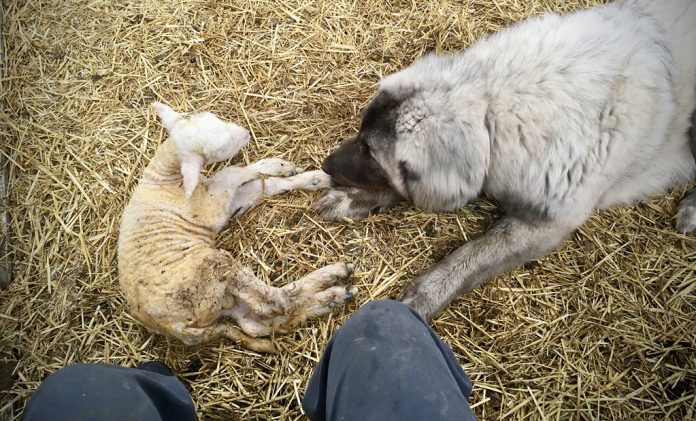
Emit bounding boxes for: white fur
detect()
[118,103,351,351]
[152,102,251,197]
[318,0,696,320]
[376,0,695,225]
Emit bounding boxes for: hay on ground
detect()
[1,0,694,419]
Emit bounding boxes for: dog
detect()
[118,103,355,353]
[317,0,696,321]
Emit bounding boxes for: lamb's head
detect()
[152,102,251,197]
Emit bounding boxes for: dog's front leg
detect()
[400,216,575,321]
[315,187,403,221]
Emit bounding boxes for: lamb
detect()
[117,102,356,353]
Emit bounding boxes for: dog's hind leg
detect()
[399,216,576,321]
[675,107,696,234]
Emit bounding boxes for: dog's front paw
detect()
[399,282,439,321]
[249,158,303,177]
[314,188,377,221]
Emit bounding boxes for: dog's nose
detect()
[321,155,333,175]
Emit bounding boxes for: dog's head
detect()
[322,66,491,211]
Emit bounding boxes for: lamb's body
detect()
[118,104,354,352]
[120,141,235,343]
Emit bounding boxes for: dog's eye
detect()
[360,139,370,153]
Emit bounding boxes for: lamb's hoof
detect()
[346,263,354,277]
[344,286,357,302]
[288,170,331,190]
[251,158,303,177]
[244,337,278,354]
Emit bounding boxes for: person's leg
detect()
[23,363,196,421]
[303,300,476,421]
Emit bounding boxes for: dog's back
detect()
[465,1,694,214]
[623,0,696,146]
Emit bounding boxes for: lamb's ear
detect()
[180,154,204,198]
[152,102,182,132]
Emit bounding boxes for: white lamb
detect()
[117,102,355,353]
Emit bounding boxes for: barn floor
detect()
[1,0,695,419]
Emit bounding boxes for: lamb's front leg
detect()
[227,170,331,217]
[206,157,303,197]
[400,216,576,321]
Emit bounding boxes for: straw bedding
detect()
[1,0,694,419]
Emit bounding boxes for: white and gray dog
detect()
[317,0,696,321]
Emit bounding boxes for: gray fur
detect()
[400,217,575,317]
[684,102,696,233]
[315,187,402,221]
[691,102,696,159]
[676,189,696,233]
[318,0,696,320]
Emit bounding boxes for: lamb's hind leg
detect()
[182,323,278,353]
[224,262,356,338]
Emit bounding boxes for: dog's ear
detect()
[395,98,490,211]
